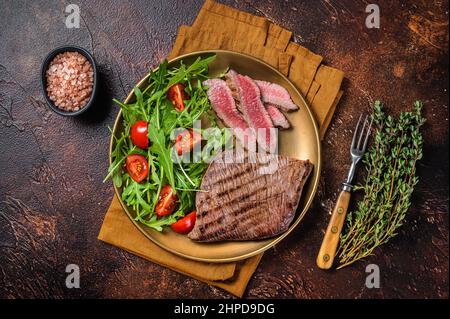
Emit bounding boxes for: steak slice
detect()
[255,80,299,112]
[266,104,290,129]
[225,70,277,152]
[189,150,313,241]
[203,79,256,148]
[224,69,240,107]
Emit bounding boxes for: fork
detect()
[316,114,373,269]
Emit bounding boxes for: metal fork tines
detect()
[343,114,373,191]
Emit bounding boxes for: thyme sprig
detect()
[337,101,425,269]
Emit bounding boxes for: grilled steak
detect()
[266,104,290,129]
[255,80,298,112]
[189,150,313,241]
[203,79,257,148]
[225,70,277,152]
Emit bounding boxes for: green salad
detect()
[105,55,227,232]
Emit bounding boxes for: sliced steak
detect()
[255,80,298,112]
[189,150,313,241]
[266,104,290,129]
[224,69,240,107]
[203,79,256,148]
[225,70,277,152]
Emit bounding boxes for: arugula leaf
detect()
[140,210,184,231]
[147,119,175,190]
[166,55,216,90]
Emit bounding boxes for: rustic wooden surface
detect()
[0,0,448,299]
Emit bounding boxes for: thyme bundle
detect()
[338,101,425,269]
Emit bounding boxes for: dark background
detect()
[0,0,448,298]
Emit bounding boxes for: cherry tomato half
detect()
[126,154,149,183]
[130,121,149,149]
[167,83,189,112]
[175,129,202,156]
[171,211,196,234]
[155,185,178,218]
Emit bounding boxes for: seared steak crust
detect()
[189,150,313,241]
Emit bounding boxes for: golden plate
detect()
[110,50,321,263]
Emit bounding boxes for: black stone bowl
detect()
[40,45,97,116]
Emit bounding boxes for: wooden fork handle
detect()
[316,190,351,269]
